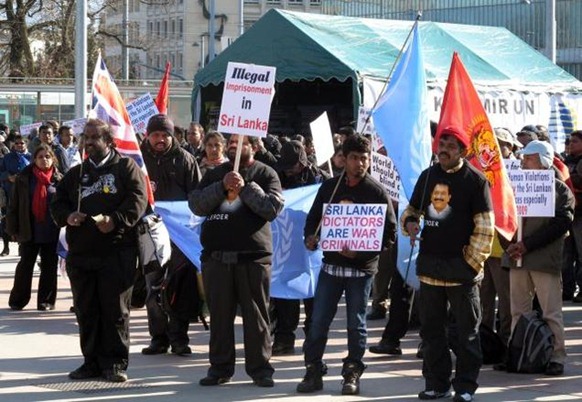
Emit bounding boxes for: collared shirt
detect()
[88,150,113,168]
[322,263,367,278]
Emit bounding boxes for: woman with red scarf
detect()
[199,131,228,178]
[7,144,63,311]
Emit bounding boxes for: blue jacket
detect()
[0,150,32,199]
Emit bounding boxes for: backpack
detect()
[160,257,208,330]
[506,311,554,373]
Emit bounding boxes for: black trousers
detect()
[9,241,58,309]
[270,297,314,346]
[202,257,273,379]
[67,248,136,371]
[380,269,414,344]
[419,282,482,395]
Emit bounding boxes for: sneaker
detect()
[171,345,192,356]
[545,362,564,376]
[68,363,101,380]
[418,390,452,400]
[369,341,402,355]
[37,303,55,311]
[366,308,386,320]
[199,375,232,386]
[102,367,128,382]
[272,342,295,356]
[296,363,323,393]
[253,376,274,387]
[1,248,9,256]
[416,342,424,359]
[453,393,473,402]
[141,344,169,355]
[341,365,362,395]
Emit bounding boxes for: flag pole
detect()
[359,11,423,137]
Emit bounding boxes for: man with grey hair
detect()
[504,140,574,376]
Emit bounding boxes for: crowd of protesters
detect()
[1,116,581,402]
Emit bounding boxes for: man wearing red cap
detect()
[402,130,494,402]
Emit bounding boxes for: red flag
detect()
[155,62,171,114]
[435,53,518,240]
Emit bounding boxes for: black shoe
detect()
[341,362,364,395]
[199,375,231,386]
[142,344,168,355]
[37,303,55,311]
[573,293,582,303]
[9,304,23,311]
[453,393,473,402]
[369,341,402,355]
[418,390,452,400]
[253,376,274,387]
[1,248,9,256]
[171,345,192,356]
[545,362,564,376]
[69,306,76,313]
[296,363,323,393]
[272,342,295,356]
[102,367,128,382]
[493,362,507,371]
[366,308,386,320]
[68,363,101,380]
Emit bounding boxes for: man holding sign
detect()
[297,135,396,395]
[504,140,574,376]
[189,134,284,388]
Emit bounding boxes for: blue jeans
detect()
[303,270,373,367]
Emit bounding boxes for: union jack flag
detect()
[89,54,154,205]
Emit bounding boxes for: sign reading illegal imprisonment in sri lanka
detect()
[320,203,388,251]
[217,62,276,138]
[504,159,555,217]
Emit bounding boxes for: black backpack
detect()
[506,311,554,373]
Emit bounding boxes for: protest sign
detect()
[309,112,335,165]
[19,121,42,136]
[217,62,276,138]
[62,118,87,135]
[320,203,387,251]
[504,159,555,217]
[126,93,159,134]
[370,152,400,202]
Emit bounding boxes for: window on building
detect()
[244,0,259,3]
[266,0,281,4]
[170,53,175,67]
[156,21,161,37]
[288,0,302,3]
[171,19,176,38]
[163,20,168,38]
[178,53,183,71]
[156,54,160,69]
[179,19,183,39]
[148,21,153,36]
[310,0,321,4]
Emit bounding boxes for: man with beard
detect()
[51,118,148,382]
[402,128,494,402]
[140,114,201,357]
[189,134,284,388]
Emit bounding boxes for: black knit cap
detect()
[147,114,174,136]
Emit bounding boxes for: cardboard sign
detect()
[504,159,555,217]
[62,118,87,135]
[309,112,335,165]
[218,62,276,138]
[19,122,42,136]
[320,203,387,251]
[126,93,159,134]
[370,152,400,202]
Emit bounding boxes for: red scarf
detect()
[32,166,53,223]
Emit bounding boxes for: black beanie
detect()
[147,114,174,136]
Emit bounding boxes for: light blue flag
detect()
[371,25,431,290]
[156,184,323,299]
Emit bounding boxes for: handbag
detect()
[137,213,172,273]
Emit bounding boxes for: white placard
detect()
[370,152,401,202]
[126,93,159,134]
[19,122,42,136]
[218,62,276,138]
[504,159,555,217]
[309,112,335,165]
[62,118,87,135]
[320,203,387,251]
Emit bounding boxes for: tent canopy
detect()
[194,9,581,92]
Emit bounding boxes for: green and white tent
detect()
[192,9,582,144]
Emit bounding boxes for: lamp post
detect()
[74,0,87,118]
[546,0,556,63]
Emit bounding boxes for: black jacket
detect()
[50,151,148,254]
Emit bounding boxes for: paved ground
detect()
[1,247,582,402]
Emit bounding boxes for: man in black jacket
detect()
[140,114,201,356]
[297,135,396,395]
[189,133,284,388]
[51,118,148,382]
